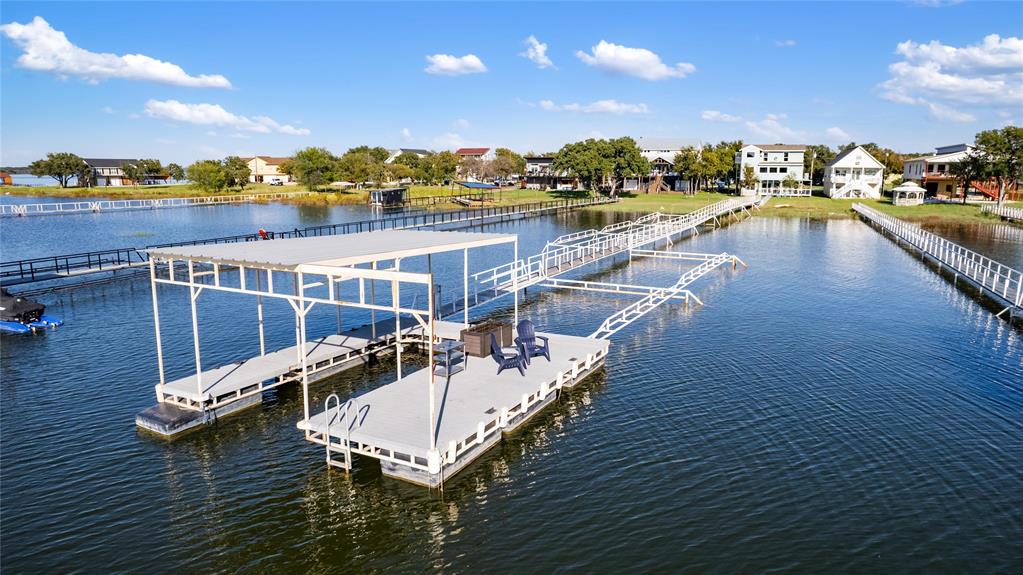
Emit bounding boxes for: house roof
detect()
[397,148,431,156]
[750,144,806,151]
[256,156,290,164]
[636,138,701,152]
[455,147,490,156]
[825,146,883,168]
[83,158,140,168]
[146,229,516,271]
[905,150,970,163]
[524,156,553,162]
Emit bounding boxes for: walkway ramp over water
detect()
[0,191,312,217]
[2,196,612,289]
[854,203,1022,319]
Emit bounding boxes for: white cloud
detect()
[744,113,806,142]
[879,34,1022,120]
[144,100,310,135]
[775,39,797,48]
[453,118,471,130]
[576,40,695,80]
[701,110,742,122]
[0,16,231,88]
[539,99,649,114]
[824,127,851,141]
[101,106,114,114]
[433,132,466,149]
[926,102,976,122]
[912,0,964,6]
[424,53,487,76]
[521,35,554,69]
[400,127,414,142]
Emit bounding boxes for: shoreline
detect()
[4,184,1018,225]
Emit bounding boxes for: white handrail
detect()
[982,204,1023,222]
[854,203,1023,313]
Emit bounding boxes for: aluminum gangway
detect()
[982,204,1023,223]
[1,196,615,288]
[470,195,762,300]
[0,191,313,217]
[854,203,1023,319]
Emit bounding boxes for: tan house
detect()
[242,156,292,184]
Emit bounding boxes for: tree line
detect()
[28,153,185,188]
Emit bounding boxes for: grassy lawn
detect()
[7,182,1018,224]
[589,191,1020,224]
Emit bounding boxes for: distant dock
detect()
[0,191,312,217]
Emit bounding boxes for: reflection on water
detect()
[1,207,1022,573]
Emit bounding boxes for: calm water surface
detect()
[1,202,1021,573]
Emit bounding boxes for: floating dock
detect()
[301,321,608,486]
[137,197,755,487]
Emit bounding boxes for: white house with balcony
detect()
[823,146,884,199]
[734,144,806,195]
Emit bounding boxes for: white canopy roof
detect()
[147,229,516,271]
[893,181,926,193]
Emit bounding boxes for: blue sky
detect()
[2,1,1021,165]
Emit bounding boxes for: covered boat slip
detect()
[300,323,609,486]
[141,229,521,435]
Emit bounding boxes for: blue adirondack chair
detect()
[515,319,550,365]
[491,333,525,376]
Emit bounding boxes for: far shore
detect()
[4,182,1019,225]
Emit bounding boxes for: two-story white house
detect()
[734,144,805,195]
[823,146,884,199]
[83,158,170,187]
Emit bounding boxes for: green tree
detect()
[336,150,374,184]
[494,148,525,179]
[949,151,989,205]
[803,145,835,186]
[553,139,612,192]
[167,163,186,182]
[975,126,1023,206]
[283,147,338,191]
[186,159,227,193]
[740,165,759,192]
[425,151,459,184]
[222,156,252,190]
[673,146,700,192]
[782,173,799,190]
[393,152,423,171]
[121,161,145,188]
[28,152,89,188]
[346,145,391,164]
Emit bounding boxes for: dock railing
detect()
[982,204,1023,222]
[1,195,615,287]
[472,196,759,294]
[0,191,313,217]
[853,203,1023,315]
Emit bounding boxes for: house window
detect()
[779,167,787,173]
[937,164,946,172]
[760,167,768,173]
[783,153,789,162]
[769,167,778,173]
[746,152,754,158]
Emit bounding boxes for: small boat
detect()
[0,288,62,334]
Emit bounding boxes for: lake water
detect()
[1,202,1021,573]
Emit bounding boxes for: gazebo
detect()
[892,181,926,206]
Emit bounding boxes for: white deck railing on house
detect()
[854,203,1023,316]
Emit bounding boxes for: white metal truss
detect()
[589,252,742,340]
[472,196,761,299]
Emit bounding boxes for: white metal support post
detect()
[463,248,469,325]
[187,260,204,404]
[513,239,519,326]
[149,259,166,387]
[255,269,265,356]
[393,258,402,380]
[427,271,439,474]
[298,271,311,425]
[370,261,377,339]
